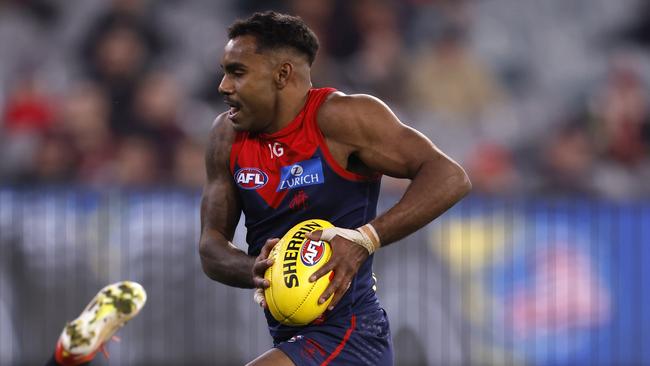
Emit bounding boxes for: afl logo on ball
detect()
[234,168,268,190]
[300,240,325,266]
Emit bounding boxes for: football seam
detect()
[284,274,321,323]
[270,271,287,319]
[283,242,331,323]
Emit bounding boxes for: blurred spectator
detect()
[94,25,146,82]
[172,138,206,189]
[132,72,183,135]
[2,74,56,135]
[466,143,520,195]
[115,134,161,187]
[536,125,597,196]
[289,0,360,60]
[131,71,186,173]
[80,0,164,73]
[288,0,332,36]
[0,73,57,181]
[88,24,148,135]
[342,0,406,101]
[287,0,348,87]
[27,132,79,184]
[407,26,505,123]
[405,0,472,50]
[589,54,650,167]
[60,81,116,186]
[79,0,167,137]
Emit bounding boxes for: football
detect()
[264,219,334,326]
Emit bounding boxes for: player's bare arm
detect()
[199,113,258,288]
[322,93,472,243]
[309,93,472,308]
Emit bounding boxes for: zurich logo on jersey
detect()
[277,158,325,191]
[235,168,268,190]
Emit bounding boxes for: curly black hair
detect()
[228,11,319,66]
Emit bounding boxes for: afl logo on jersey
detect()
[235,168,268,190]
[300,240,325,266]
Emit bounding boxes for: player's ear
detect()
[275,62,292,89]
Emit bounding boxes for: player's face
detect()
[219,35,277,132]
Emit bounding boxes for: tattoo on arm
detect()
[198,115,256,288]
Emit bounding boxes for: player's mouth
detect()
[224,99,242,120]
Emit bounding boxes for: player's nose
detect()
[218,75,234,95]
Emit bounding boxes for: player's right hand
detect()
[252,238,279,309]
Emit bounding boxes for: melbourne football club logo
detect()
[234,168,268,190]
[277,158,325,191]
[301,240,325,266]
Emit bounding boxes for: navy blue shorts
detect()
[275,308,393,366]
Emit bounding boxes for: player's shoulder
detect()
[210,112,237,140]
[208,112,239,147]
[206,112,237,165]
[318,91,395,137]
[320,91,388,121]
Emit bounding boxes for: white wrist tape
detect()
[319,223,381,254]
[253,288,265,307]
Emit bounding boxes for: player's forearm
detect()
[371,159,471,245]
[199,236,255,288]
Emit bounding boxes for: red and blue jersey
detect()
[229,87,382,341]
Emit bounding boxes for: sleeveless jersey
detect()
[229,87,382,341]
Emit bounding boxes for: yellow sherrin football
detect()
[264,219,334,326]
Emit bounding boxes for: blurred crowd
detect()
[0,0,649,199]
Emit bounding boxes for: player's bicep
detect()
[351,96,449,179]
[200,175,241,243]
[358,122,440,179]
[200,114,241,246]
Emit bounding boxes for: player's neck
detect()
[266,87,310,134]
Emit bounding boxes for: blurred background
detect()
[0,0,649,365]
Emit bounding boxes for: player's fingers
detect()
[317,277,341,305]
[309,260,335,282]
[264,237,280,248]
[260,238,280,259]
[306,230,322,241]
[327,280,352,311]
[252,274,270,289]
[252,259,274,288]
[253,256,274,274]
[252,270,271,287]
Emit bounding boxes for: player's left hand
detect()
[307,230,370,311]
[252,238,280,309]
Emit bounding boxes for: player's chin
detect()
[229,114,249,131]
[230,120,246,131]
